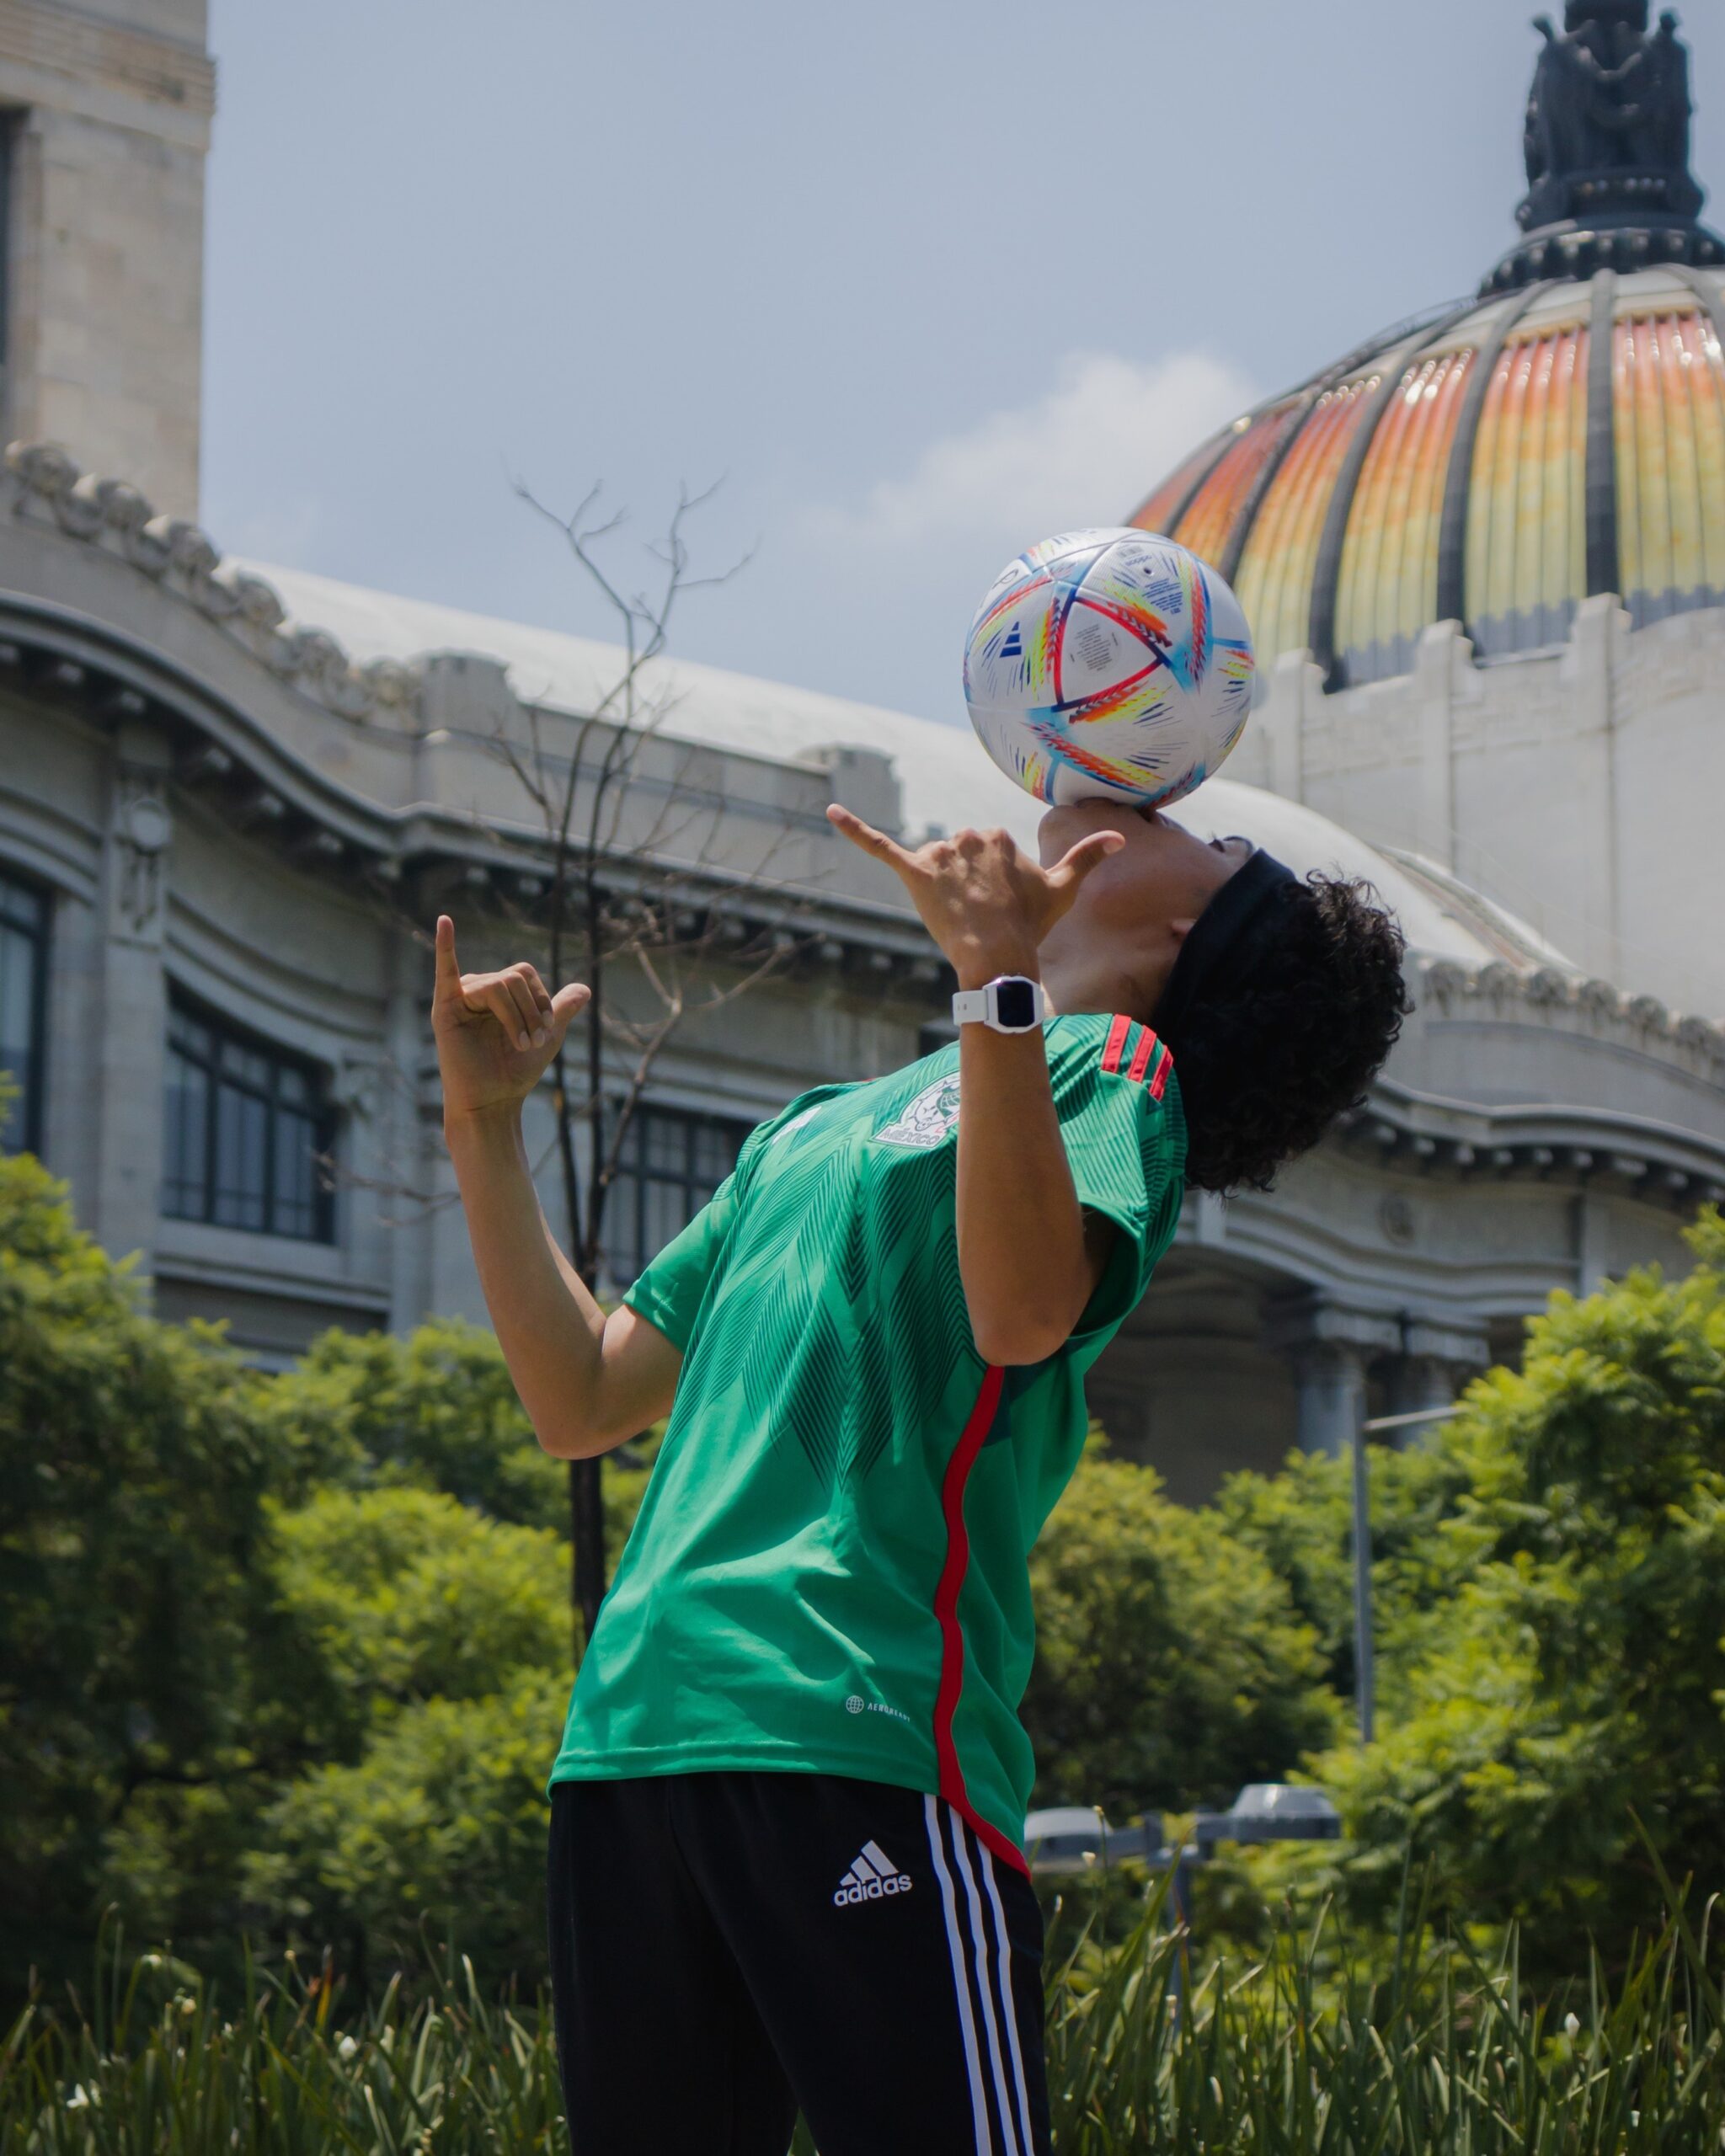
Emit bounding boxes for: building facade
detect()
[2,1,1723,1500]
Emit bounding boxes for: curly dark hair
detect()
[1167,874,1412,1195]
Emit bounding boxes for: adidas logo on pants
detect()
[832,1840,914,1907]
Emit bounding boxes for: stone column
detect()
[1274,1305,1402,1457]
[89,723,174,1266]
[1396,1323,1492,1428]
[1292,1342,1370,1458]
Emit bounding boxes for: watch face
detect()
[992,978,1039,1030]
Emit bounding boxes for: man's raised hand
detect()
[431,915,591,1125]
[825,805,1122,991]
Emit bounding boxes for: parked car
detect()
[1194,1784,1342,1849]
[1025,1786,1342,1877]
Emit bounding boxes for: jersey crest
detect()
[874,1074,961,1150]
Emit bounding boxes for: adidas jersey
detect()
[548,1013,1186,1870]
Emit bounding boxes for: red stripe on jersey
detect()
[1126,1027,1158,1085]
[932,1365,1030,1879]
[1101,1015,1133,1075]
[1149,1043,1173,1102]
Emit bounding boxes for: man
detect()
[432,794,1408,2155]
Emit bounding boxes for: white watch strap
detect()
[950,977,1046,1032]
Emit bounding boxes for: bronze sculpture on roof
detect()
[1522,3,1701,229]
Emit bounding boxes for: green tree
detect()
[1295,1214,1725,1977]
[1215,1432,1477,1710]
[264,1487,569,1735]
[108,1486,574,1989]
[259,1321,567,1529]
[0,1154,272,1998]
[239,1672,569,1991]
[1022,1446,1343,1820]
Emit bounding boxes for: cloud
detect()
[808,349,1257,558]
[772,350,1257,716]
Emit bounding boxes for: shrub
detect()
[1284,1213,1725,1978]
[1023,1447,1343,1818]
[0,1155,271,2000]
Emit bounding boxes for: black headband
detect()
[1151,847,1300,1043]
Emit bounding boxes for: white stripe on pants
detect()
[922,1795,1028,2155]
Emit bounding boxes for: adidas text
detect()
[833,1840,914,1908]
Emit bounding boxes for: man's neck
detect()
[1040,966,1160,1027]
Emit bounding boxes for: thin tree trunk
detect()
[569,1456,607,1651]
[499,481,763,1661]
[548,1045,609,1654]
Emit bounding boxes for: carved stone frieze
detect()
[106,772,173,947]
[2,440,427,733]
[1416,952,1725,1071]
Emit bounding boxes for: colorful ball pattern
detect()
[963,529,1256,808]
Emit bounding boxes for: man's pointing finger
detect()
[434,915,462,1000]
[826,803,915,873]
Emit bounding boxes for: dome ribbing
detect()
[1130,8,1725,690]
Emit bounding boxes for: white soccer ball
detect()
[963,528,1256,809]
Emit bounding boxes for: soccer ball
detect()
[963,529,1256,809]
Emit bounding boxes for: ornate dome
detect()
[1130,7,1725,691]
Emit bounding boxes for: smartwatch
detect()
[951,975,1047,1034]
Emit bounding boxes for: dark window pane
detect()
[0,924,33,1075]
[277,1065,309,1110]
[645,1115,686,1175]
[602,1170,641,1288]
[643,1177,684,1263]
[162,1047,210,1219]
[214,1082,270,1230]
[273,1105,318,1239]
[693,1123,734,1184]
[220,1038,270,1092]
[0,878,42,934]
[169,1007,211,1063]
[0,875,46,1156]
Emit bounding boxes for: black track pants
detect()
[547,1772,1051,2156]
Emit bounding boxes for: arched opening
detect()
[1087,1249,1305,1505]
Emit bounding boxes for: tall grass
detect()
[1044,1884,1725,2153]
[6,1894,1723,2153]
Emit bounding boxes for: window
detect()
[163,996,335,1241]
[601,1104,748,1288]
[0,869,48,1155]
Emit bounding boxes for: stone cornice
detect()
[3,445,418,724]
[1418,953,1725,1078]
[0,0,215,147]
[1337,967,1725,1198]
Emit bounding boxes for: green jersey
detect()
[550,1012,1186,1868]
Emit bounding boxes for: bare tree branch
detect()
[480,476,809,1644]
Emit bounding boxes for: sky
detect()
[201,0,1724,724]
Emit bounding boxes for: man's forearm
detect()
[444,1105,608,1451]
[955,1026,1092,1366]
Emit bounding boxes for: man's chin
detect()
[1036,800,1083,866]
[1040,797,1138,840]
